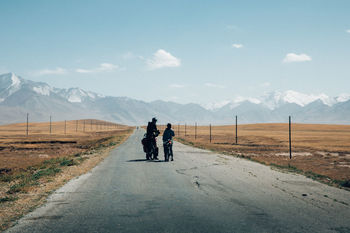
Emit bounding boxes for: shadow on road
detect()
[127,159,164,163]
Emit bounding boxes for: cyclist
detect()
[162,123,175,161]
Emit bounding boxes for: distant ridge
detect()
[1,72,350,125]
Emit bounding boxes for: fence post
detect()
[209,124,212,143]
[185,123,187,136]
[26,113,29,137]
[289,116,292,159]
[235,115,238,144]
[195,122,197,140]
[178,124,180,136]
[64,120,66,134]
[76,120,78,132]
[50,115,52,134]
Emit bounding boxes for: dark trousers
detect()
[163,144,173,158]
[149,137,158,158]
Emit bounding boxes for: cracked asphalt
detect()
[6,128,350,233]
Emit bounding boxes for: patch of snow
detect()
[86,92,96,99]
[33,86,51,96]
[10,73,21,87]
[66,89,84,102]
[228,97,261,109]
[234,96,261,104]
[282,90,334,107]
[201,100,231,110]
[5,73,22,96]
[261,90,335,109]
[336,93,350,103]
[68,95,82,103]
[283,90,315,106]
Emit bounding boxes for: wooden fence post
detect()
[289,116,292,159]
[195,122,197,140]
[26,113,29,137]
[235,115,238,144]
[209,124,212,143]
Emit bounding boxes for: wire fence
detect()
[0,116,128,138]
[158,116,350,160]
[158,116,350,184]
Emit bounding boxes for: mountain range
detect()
[1,72,350,125]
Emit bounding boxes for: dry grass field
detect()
[171,123,350,188]
[0,120,133,231]
[0,119,130,171]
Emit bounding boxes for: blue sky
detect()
[1,0,350,105]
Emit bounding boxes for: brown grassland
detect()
[170,123,350,189]
[0,119,133,231]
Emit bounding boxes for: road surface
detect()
[7,128,350,233]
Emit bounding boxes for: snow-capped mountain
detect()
[0,72,54,100]
[260,90,337,109]
[53,88,103,103]
[1,72,350,125]
[0,72,23,102]
[203,90,350,111]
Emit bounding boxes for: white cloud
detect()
[169,84,185,88]
[34,67,67,76]
[232,44,243,48]
[147,49,181,70]
[346,29,350,33]
[76,63,119,73]
[205,83,226,88]
[122,52,144,60]
[283,53,312,63]
[122,52,135,60]
[261,82,271,87]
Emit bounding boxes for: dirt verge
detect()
[0,129,133,232]
[176,132,350,191]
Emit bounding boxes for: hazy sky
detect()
[1,0,350,105]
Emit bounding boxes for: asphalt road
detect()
[7,128,350,233]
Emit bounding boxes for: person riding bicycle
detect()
[146,117,160,160]
[163,123,175,161]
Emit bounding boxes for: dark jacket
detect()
[147,121,159,138]
[163,128,175,142]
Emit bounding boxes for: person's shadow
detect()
[127,159,164,162]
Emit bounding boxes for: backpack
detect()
[141,134,148,152]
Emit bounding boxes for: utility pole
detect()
[195,122,197,140]
[185,123,187,136]
[26,113,29,137]
[235,115,238,144]
[209,124,212,143]
[76,120,78,132]
[289,116,292,159]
